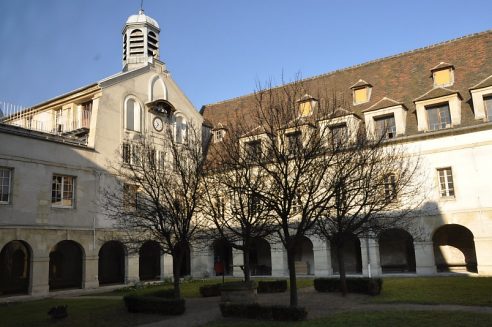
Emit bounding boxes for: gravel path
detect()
[139,286,492,326]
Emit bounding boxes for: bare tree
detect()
[315,126,422,295]
[213,77,345,307]
[202,129,279,282]
[103,122,209,299]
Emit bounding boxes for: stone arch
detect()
[139,241,161,281]
[330,234,362,274]
[0,240,32,295]
[433,224,477,273]
[149,75,167,101]
[379,229,416,273]
[250,238,272,276]
[212,239,233,276]
[294,236,314,275]
[98,241,126,285]
[49,240,84,291]
[124,95,143,132]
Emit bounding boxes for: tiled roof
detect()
[363,97,404,112]
[350,79,372,89]
[202,30,492,137]
[414,87,461,102]
[470,74,492,90]
[430,62,454,71]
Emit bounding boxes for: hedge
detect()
[257,280,287,293]
[199,283,221,297]
[314,277,383,295]
[220,303,307,321]
[219,280,258,291]
[123,289,185,315]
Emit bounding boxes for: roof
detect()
[126,10,160,29]
[202,30,492,136]
[414,87,461,102]
[364,97,404,113]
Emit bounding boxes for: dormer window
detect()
[246,140,262,161]
[286,132,302,154]
[297,94,317,117]
[374,114,396,140]
[431,62,454,87]
[214,129,226,143]
[350,80,372,105]
[427,103,451,131]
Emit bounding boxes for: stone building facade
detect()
[1,11,491,297]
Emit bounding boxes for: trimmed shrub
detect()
[219,280,258,291]
[199,283,221,297]
[150,289,176,298]
[123,293,185,315]
[257,280,287,293]
[314,277,383,295]
[219,303,307,321]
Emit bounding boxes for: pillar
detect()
[361,238,382,277]
[127,254,140,283]
[474,237,492,275]
[232,247,244,277]
[162,254,173,278]
[414,241,436,275]
[271,242,287,277]
[31,256,49,295]
[313,238,332,277]
[84,255,99,289]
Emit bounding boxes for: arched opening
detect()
[98,241,125,285]
[150,77,166,101]
[129,29,144,55]
[179,243,191,277]
[147,31,158,57]
[250,238,272,276]
[0,241,31,295]
[49,240,83,291]
[294,237,314,275]
[433,224,477,273]
[125,98,141,132]
[331,234,362,274]
[139,241,161,281]
[212,239,233,276]
[379,229,416,273]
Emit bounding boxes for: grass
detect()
[0,298,162,327]
[95,277,314,298]
[207,311,492,327]
[372,276,492,306]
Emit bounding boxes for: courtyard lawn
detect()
[207,311,492,327]
[372,276,492,306]
[0,298,162,327]
[95,277,314,298]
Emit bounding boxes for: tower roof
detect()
[126,10,159,29]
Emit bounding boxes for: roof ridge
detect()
[203,29,492,108]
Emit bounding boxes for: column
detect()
[313,238,332,277]
[270,242,287,277]
[232,247,244,277]
[31,256,50,295]
[84,255,99,289]
[162,254,173,278]
[474,237,492,275]
[414,241,436,275]
[361,238,382,277]
[127,254,140,283]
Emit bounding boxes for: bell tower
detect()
[122,9,160,71]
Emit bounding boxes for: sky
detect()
[0,0,491,111]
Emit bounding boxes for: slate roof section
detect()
[414,87,461,102]
[470,74,492,90]
[202,30,492,136]
[363,97,405,113]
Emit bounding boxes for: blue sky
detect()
[0,0,491,110]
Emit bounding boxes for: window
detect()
[122,143,131,164]
[81,101,92,128]
[0,168,12,204]
[54,109,64,133]
[433,68,454,87]
[329,124,348,147]
[374,115,396,139]
[123,184,139,211]
[175,116,187,144]
[125,98,141,132]
[427,103,451,131]
[287,132,302,154]
[246,140,262,161]
[353,86,372,105]
[52,175,75,207]
[384,173,397,202]
[485,96,492,122]
[214,129,225,143]
[437,168,455,197]
[299,101,312,117]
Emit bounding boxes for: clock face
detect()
[153,117,163,132]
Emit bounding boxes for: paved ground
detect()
[136,287,492,327]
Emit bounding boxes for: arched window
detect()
[175,115,187,143]
[147,31,158,58]
[125,98,141,132]
[129,29,144,55]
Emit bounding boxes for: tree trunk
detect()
[172,251,183,299]
[286,247,298,307]
[243,248,251,282]
[336,243,348,296]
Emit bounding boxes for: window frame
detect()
[374,114,397,140]
[0,167,13,205]
[484,96,492,122]
[426,102,452,131]
[51,174,76,208]
[437,167,455,198]
[245,140,262,161]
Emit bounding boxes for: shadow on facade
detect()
[212,239,233,276]
[49,240,84,291]
[250,238,272,276]
[331,234,363,274]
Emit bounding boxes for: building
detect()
[0,10,203,296]
[1,10,492,297]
